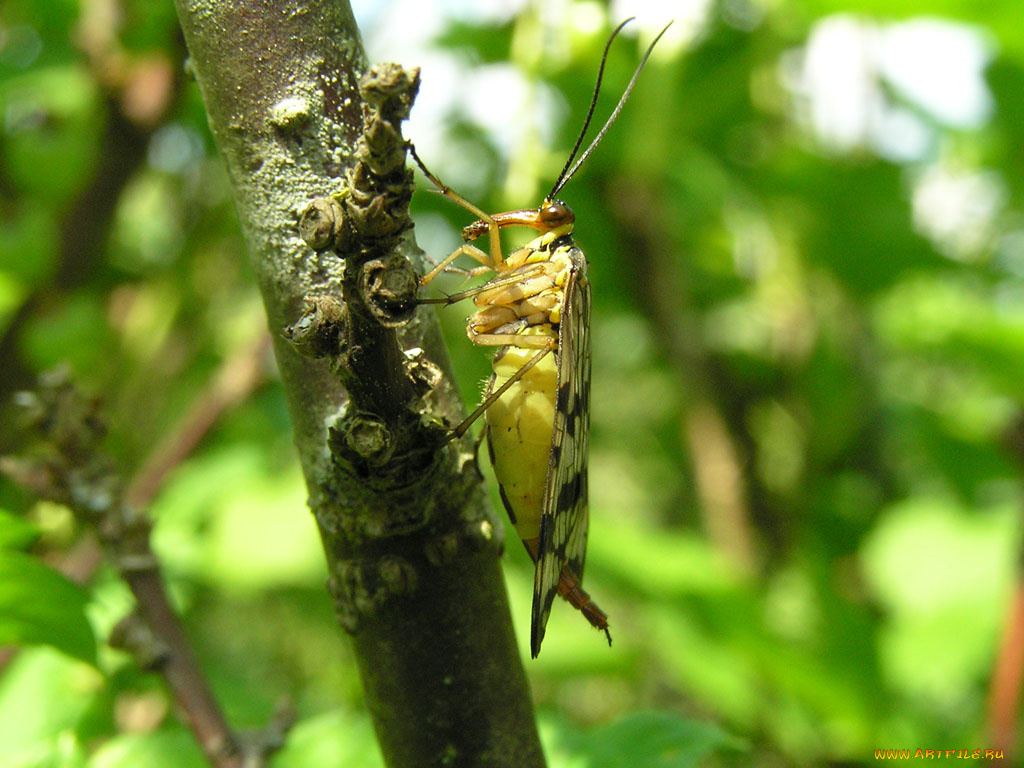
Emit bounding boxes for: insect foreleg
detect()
[419,243,495,288]
[408,142,504,269]
[419,252,482,279]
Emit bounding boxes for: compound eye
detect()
[539,201,573,228]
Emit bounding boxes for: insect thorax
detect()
[467,232,576,341]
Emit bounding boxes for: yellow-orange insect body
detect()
[473,227,601,657]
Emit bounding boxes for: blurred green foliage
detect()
[0,525,96,664]
[2,0,1023,765]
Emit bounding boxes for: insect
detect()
[413,18,671,657]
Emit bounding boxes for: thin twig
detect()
[0,333,270,690]
[3,371,270,768]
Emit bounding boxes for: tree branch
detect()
[3,369,250,768]
[172,2,544,765]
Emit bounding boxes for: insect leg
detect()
[419,252,477,279]
[408,143,504,269]
[448,337,555,440]
[471,377,496,461]
[420,263,550,304]
[420,243,494,288]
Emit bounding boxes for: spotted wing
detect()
[530,245,591,658]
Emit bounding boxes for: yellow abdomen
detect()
[486,343,557,541]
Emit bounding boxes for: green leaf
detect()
[860,498,1016,703]
[549,712,742,768]
[0,647,99,765]
[271,711,385,768]
[151,446,322,593]
[0,509,40,549]
[0,549,96,665]
[2,732,88,768]
[87,729,205,768]
[0,65,103,204]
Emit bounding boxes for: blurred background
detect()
[2,0,1023,765]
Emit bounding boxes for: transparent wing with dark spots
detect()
[531,246,591,657]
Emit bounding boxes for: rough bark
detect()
[172,1,545,766]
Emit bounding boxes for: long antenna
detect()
[547,19,673,200]
[547,17,635,199]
